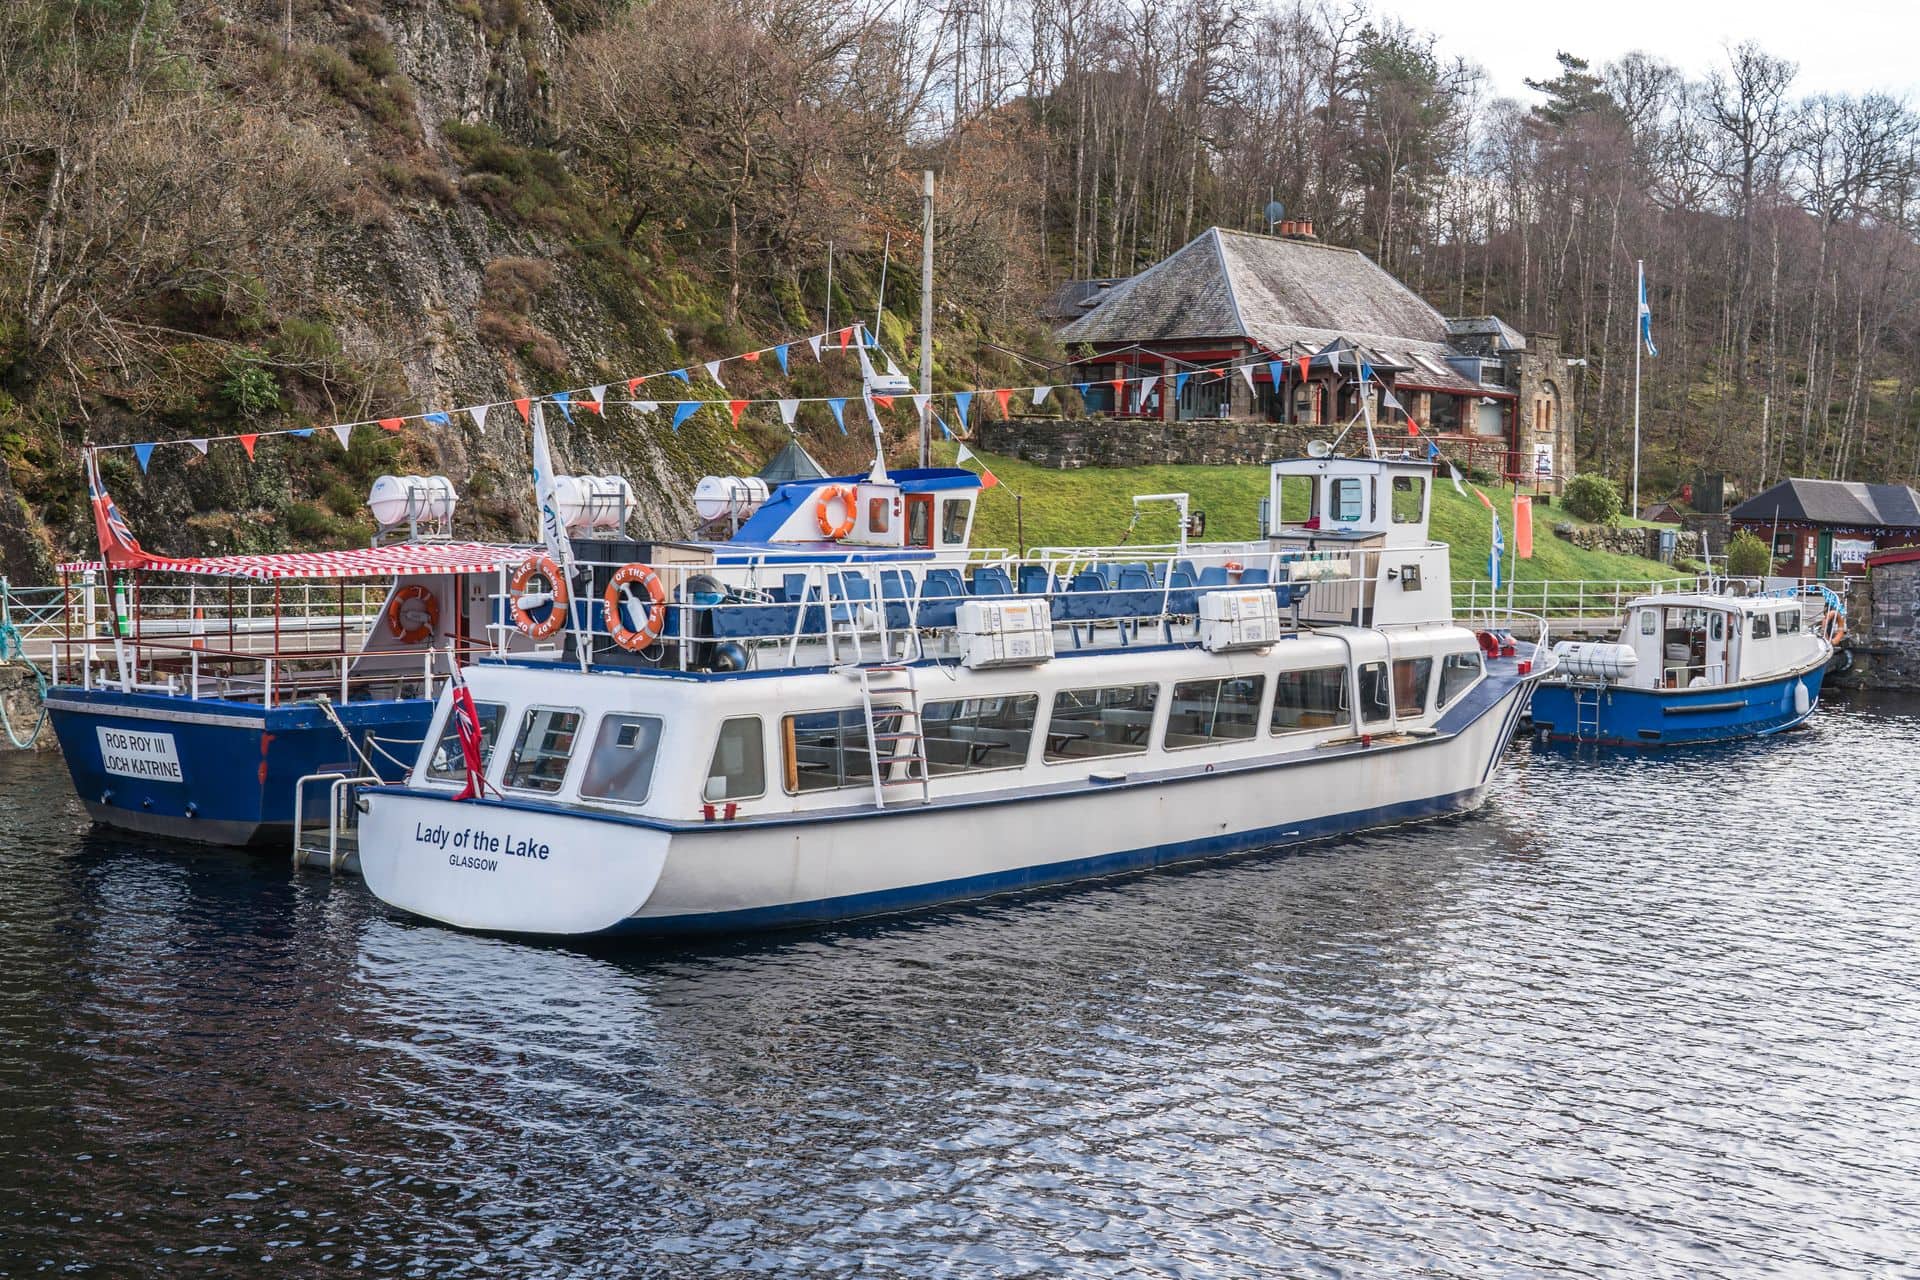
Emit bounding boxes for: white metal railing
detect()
[1452,576,1696,623]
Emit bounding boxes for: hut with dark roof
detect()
[1730,478,1920,576]
[1053,226,1577,484]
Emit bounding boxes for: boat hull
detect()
[1529,660,1827,748]
[44,687,433,846]
[356,670,1537,939]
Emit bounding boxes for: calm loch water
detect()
[2,695,1918,1276]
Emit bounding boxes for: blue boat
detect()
[1529,590,1834,747]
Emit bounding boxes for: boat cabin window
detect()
[867,499,891,534]
[1330,477,1366,523]
[1271,666,1347,733]
[783,706,901,793]
[707,716,766,801]
[1044,684,1160,762]
[426,700,504,785]
[940,498,971,546]
[1165,676,1265,749]
[1356,662,1392,724]
[1277,475,1315,523]
[1778,610,1800,634]
[1639,610,1656,636]
[1390,475,1425,524]
[1392,657,1433,718]
[1751,613,1772,640]
[1436,652,1483,709]
[1709,613,1724,641]
[906,498,933,549]
[579,714,664,806]
[503,706,583,793]
[923,695,1039,775]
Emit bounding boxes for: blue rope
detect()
[0,617,48,750]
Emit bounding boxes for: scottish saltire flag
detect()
[1488,509,1505,590]
[1638,260,1658,357]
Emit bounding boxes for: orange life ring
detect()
[815,483,857,538]
[1823,608,1847,646]
[605,563,668,651]
[1223,561,1245,576]
[385,583,440,644]
[510,555,571,640]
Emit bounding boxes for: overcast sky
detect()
[1398,0,1919,104]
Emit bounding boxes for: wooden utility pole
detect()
[919,169,934,468]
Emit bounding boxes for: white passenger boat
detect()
[351,453,1553,938]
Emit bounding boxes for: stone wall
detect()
[1831,560,1920,691]
[0,663,53,753]
[978,417,1328,469]
[1555,523,1704,563]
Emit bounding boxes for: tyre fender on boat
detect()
[815,484,857,538]
[605,563,668,651]
[384,583,440,644]
[511,555,571,640]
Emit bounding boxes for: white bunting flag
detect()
[1449,462,1466,497]
[634,400,659,415]
[188,438,210,455]
[1239,365,1257,393]
[329,425,351,450]
[808,334,824,362]
[777,398,800,426]
[911,394,930,423]
[955,443,976,465]
[465,404,489,433]
[703,360,725,388]
[1381,387,1404,413]
[1032,385,1051,407]
[588,384,608,406]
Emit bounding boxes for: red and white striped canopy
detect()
[58,541,535,581]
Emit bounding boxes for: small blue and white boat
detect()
[349,452,1554,939]
[1529,590,1833,747]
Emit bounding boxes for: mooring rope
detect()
[0,616,48,750]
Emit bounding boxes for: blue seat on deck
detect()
[1175,559,1198,582]
[1092,563,1119,589]
[970,566,1014,598]
[1239,567,1270,585]
[1019,565,1052,595]
[880,569,919,629]
[1166,569,1198,615]
[1114,567,1159,618]
[919,569,966,628]
[1197,566,1230,587]
[781,573,809,603]
[1060,570,1106,621]
[713,599,797,639]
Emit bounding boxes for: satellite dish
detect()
[1265,200,1286,227]
[1307,439,1333,458]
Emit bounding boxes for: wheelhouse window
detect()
[1165,676,1265,748]
[1271,666,1347,733]
[1436,652,1483,709]
[906,499,932,548]
[1778,610,1800,634]
[867,498,891,534]
[940,498,971,546]
[923,695,1038,775]
[503,706,582,793]
[1044,684,1160,762]
[426,700,504,785]
[579,714,664,806]
[1392,657,1433,719]
[707,716,765,801]
[1751,613,1772,639]
[1356,662,1392,724]
[1277,474,1315,524]
[1330,477,1366,522]
[1390,475,1425,524]
[1640,610,1656,636]
[784,707,900,793]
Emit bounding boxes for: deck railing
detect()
[1452,576,1697,624]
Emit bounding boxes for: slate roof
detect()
[1040,278,1127,322]
[1056,227,1457,360]
[1730,478,1920,528]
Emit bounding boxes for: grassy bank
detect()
[939,446,1687,588]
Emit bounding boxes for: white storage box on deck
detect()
[1197,590,1282,652]
[1552,640,1637,680]
[957,599,1055,668]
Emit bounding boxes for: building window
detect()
[1177,372,1227,421]
[1436,652,1483,708]
[1430,394,1461,433]
[1271,667,1347,733]
[784,707,900,793]
[707,716,766,801]
[1393,657,1433,718]
[923,695,1039,775]
[1044,684,1159,761]
[1165,676,1265,748]
[503,706,582,793]
[579,714,665,806]
[426,700,504,785]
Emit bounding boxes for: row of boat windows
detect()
[425,652,1481,808]
[1637,608,1802,640]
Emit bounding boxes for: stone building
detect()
[1050,225,1577,487]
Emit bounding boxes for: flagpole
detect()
[1632,258,1643,519]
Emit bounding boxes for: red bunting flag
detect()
[994,388,1012,417]
[627,377,644,396]
[1210,367,1227,380]
[1110,378,1124,401]
[238,434,258,460]
[727,399,748,426]
[514,398,531,423]
[1406,418,1421,436]
[377,417,404,433]
[872,394,895,410]
[1297,355,1311,383]
[837,327,852,350]
[977,463,1000,490]
[742,350,760,362]
[581,400,603,416]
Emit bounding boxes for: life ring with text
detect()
[605,563,668,651]
[1822,608,1847,646]
[815,484,857,538]
[510,555,571,639]
[384,583,440,644]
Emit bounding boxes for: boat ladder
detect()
[846,663,929,808]
[1572,684,1603,743]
